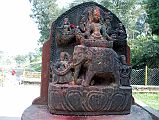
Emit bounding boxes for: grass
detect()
[133,92,159,111]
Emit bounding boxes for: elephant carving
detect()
[48,3,132,115]
[72,45,92,84]
[73,45,121,86]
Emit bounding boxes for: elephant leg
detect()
[74,64,82,82]
[82,70,95,87]
[114,71,120,85]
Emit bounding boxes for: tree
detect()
[24,49,42,71]
[135,12,151,36]
[129,35,159,68]
[100,0,145,39]
[14,55,27,66]
[145,0,159,35]
[69,0,97,8]
[129,0,159,68]
[30,0,61,45]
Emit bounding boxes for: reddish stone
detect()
[21,105,152,120]
[126,45,131,65]
[25,1,133,118]
[32,37,52,105]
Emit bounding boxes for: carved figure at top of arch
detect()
[76,7,113,48]
[88,7,105,40]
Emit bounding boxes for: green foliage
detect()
[69,0,97,8]
[100,0,145,39]
[27,50,41,63]
[14,55,27,65]
[145,0,159,35]
[25,62,42,72]
[31,63,41,72]
[129,35,159,68]
[25,50,42,72]
[30,0,61,44]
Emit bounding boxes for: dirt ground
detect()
[0,83,40,120]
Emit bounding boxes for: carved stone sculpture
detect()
[73,45,121,86]
[50,52,73,84]
[48,2,132,115]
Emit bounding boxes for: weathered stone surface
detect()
[23,1,133,118]
[21,105,152,120]
[48,2,132,115]
[48,84,132,115]
[32,39,51,105]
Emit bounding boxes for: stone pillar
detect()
[32,38,51,105]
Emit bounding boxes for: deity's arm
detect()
[101,25,112,41]
[82,23,92,38]
[75,23,92,44]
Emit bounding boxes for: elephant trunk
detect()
[52,63,73,76]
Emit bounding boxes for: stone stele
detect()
[22,2,152,120]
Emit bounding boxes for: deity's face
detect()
[92,7,100,22]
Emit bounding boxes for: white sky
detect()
[0,0,40,56]
[56,0,74,8]
[0,0,74,56]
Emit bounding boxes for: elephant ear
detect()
[85,49,93,61]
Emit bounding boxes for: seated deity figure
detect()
[63,18,71,34]
[76,7,112,47]
[53,52,71,70]
[56,18,76,46]
[88,7,111,40]
[88,7,104,40]
[51,52,73,84]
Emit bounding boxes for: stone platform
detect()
[48,84,132,115]
[21,105,152,120]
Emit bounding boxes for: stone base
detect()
[21,105,152,120]
[48,84,132,115]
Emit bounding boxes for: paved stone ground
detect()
[0,82,40,120]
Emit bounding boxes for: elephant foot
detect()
[76,79,83,85]
[82,80,89,87]
[82,79,94,86]
[90,79,95,86]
